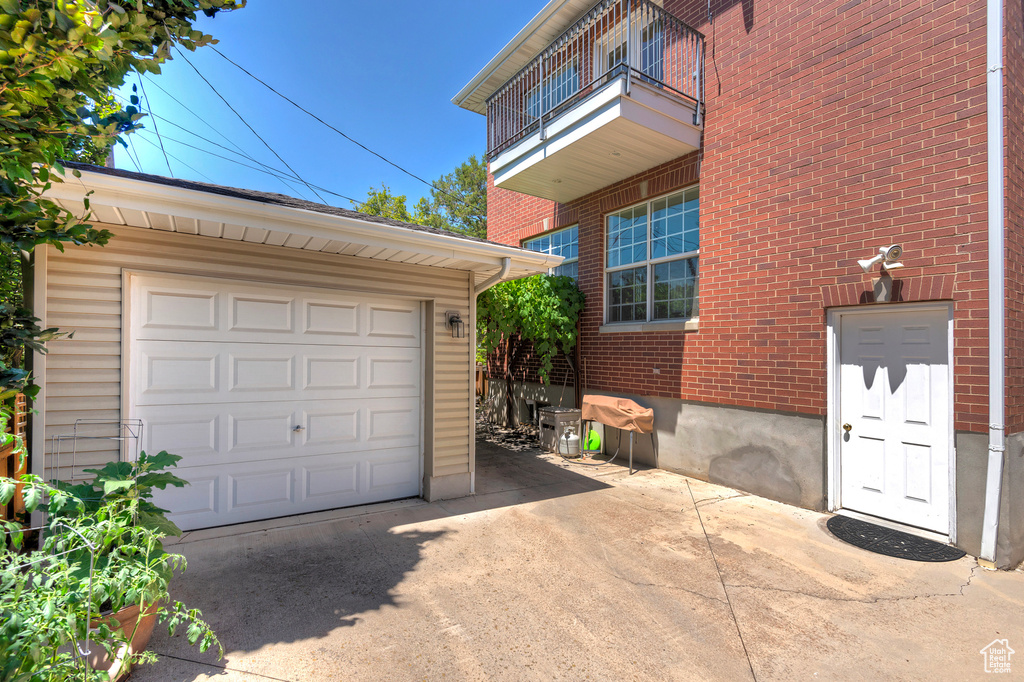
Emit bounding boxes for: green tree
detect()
[477,275,585,427]
[0,0,244,397]
[353,155,488,239]
[414,154,487,239]
[351,184,413,222]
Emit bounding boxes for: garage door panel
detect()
[132,273,423,531]
[134,275,420,347]
[229,294,294,333]
[136,341,420,405]
[153,446,419,529]
[136,398,420,466]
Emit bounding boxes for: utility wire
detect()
[172,46,328,204]
[122,135,144,173]
[112,89,318,201]
[141,75,267,170]
[134,129,359,204]
[132,132,217,184]
[137,77,174,177]
[115,91,312,190]
[209,46,471,209]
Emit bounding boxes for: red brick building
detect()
[455,0,1022,566]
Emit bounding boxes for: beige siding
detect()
[43,225,472,482]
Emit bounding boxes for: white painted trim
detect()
[598,319,699,333]
[29,246,47,479]
[120,269,134,462]
[826,302,956,541]
[468,272,477,493]
[43,169,561,275]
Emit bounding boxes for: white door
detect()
[129,273,422,530]
[838,306,951,533]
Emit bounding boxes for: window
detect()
[594,21,664,85]
[526,63,579,119]
[606,187,698,323]
[524,226,579,280]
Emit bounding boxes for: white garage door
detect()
[129,273,423,530]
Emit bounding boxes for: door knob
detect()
[293,425,305,432]
[842,423,852,433]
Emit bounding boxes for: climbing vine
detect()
[477,275,584,426]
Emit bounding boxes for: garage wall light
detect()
[446,311,466,339]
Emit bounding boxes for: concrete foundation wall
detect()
[957,431,1024,569]
[601,393,827,512]
[485,381,826,511]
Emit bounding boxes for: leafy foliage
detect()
[353,155,488,239]
[351,184,414,222]
[0,301,68,399]
[1,451,221,680]
[0,0,243,397]
[414,155,487,239]
[477,275,585,425]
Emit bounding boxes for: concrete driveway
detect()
[134,439,1023,681]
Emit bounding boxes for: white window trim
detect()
[603,186,699,326]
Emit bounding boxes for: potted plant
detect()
[0,450,222,681]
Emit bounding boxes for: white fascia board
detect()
[43,170,562,274]
[452,0,577,115]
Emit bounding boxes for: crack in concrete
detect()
[724,561,981,605]
[694,493,750,508]
[595,567,730,605]
[151,652,293,681]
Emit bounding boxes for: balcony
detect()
[464,0,704,204]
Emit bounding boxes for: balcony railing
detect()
[486,0,705,158]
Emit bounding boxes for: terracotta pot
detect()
[88,602,159,681]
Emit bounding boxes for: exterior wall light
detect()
[858,244,905,273]
[446,311,466,339]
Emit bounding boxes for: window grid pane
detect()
[605,186,699,324]
[608,267,647,322]
[652,258,698,320]
[607,205,648,268]
[524,227,578,281]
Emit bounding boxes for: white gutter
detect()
[980,0,1005,565]
[474,257,512,295]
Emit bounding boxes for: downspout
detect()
[475,257,512,296]
[470,257,512,494]
[980,0,1005,566]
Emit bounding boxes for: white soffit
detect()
[452,0,664,115]
[42,169,561,286]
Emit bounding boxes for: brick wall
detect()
[487,0,995,433]
[1005,0,1024,433]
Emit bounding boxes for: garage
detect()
[131,273,423,530]
[36,163,560,531]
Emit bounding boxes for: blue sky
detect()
[112,1,539,208]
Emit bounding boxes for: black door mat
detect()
[826,515,966,562]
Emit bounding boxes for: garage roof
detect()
[44,163,561,286]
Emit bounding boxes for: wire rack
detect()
[48,419,144,484]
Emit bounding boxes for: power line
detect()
[137,78,174,177]
[209,46,470,209]
[140,76,274,172]
[133,129,359,204]
[112,89,318,202]
[172,46,328,204]
[132,132,217,184]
